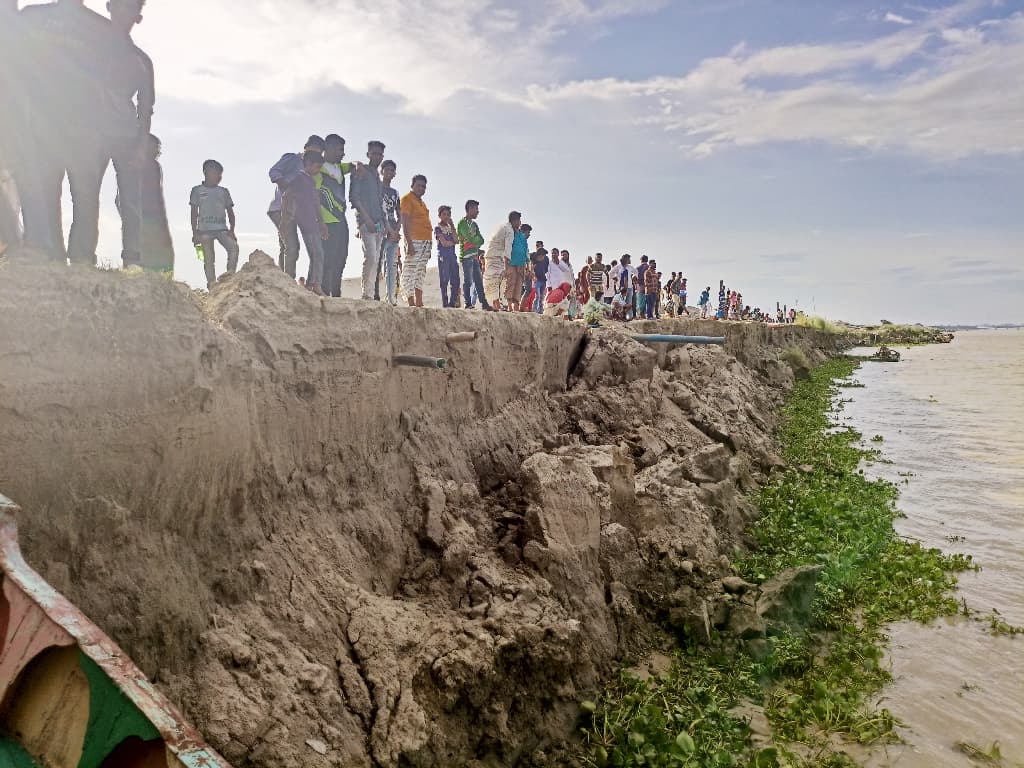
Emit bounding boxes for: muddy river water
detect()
[839,330,1024,766]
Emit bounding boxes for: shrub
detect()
[794,315,842,334]
[781,346,810,376]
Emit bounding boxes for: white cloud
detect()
[885,11,914,25]
[98,0,666,113]
[76,0,1020,163]
[529,8,1024,160]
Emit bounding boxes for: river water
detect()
[837,330,1024,767]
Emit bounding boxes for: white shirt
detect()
[549,260,574,291]
[484,222,515,266]
[321,162,344,182]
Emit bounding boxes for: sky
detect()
[58,0,1024,324]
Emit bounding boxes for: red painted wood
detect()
[0,580,74,707]
[0,495,234,767]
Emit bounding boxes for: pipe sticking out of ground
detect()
[393,355,447,369]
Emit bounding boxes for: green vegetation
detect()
[577,358,974,768]
[780,346,810,374]
[971,607,1024,637]
[956,740,1005,765]
[848,324,953,347]
[578,659,766,768]
[794,315,844,334]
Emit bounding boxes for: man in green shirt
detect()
[456,199,492,311]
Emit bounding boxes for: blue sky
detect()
[70,0,1024,324]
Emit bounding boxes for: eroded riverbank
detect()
[0,254,839,767]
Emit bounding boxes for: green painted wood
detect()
[0,736,43,768]
[76,653,161,768]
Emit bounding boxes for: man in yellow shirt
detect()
[400,174,433,307]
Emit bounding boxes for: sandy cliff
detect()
[0,253,839,767]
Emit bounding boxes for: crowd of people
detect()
[0,1,804,327]
[215,132,800,324]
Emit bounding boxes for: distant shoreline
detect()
[937,324,1024,331]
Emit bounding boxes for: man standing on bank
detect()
[380,159,401,304]
[20,0,128,262]
[589,252,607,303]
[269,135,326,277]
[400,174,433,308]
[484,211,520,311]
[349,140,386,300]
[457,199,492,311]
[506,222,530,312]
[104,0,154,269]
[0,0,25,252]
[318,134,354,297]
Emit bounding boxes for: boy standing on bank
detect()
[435,205,461,308]
[190,159,239,290]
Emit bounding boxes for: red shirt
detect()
[644,268,659,292]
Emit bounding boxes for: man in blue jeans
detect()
[461,251,490,310]
[531,247,549,313]
[457,199,492,311]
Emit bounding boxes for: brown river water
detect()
[839,330,1024,767]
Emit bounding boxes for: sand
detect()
[0,251,839,767]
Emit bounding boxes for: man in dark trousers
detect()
[269,135,326,278]
[104,0,155,269]
[0,0,25,251]
[21,0,119,263]
[318,134,354,297]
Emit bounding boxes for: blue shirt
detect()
[511,231,529,267]
[533,254,549,281]
[435,223,457,260]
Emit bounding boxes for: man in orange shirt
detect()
[400,174,433,307]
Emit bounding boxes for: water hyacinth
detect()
[577,359,974,768]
